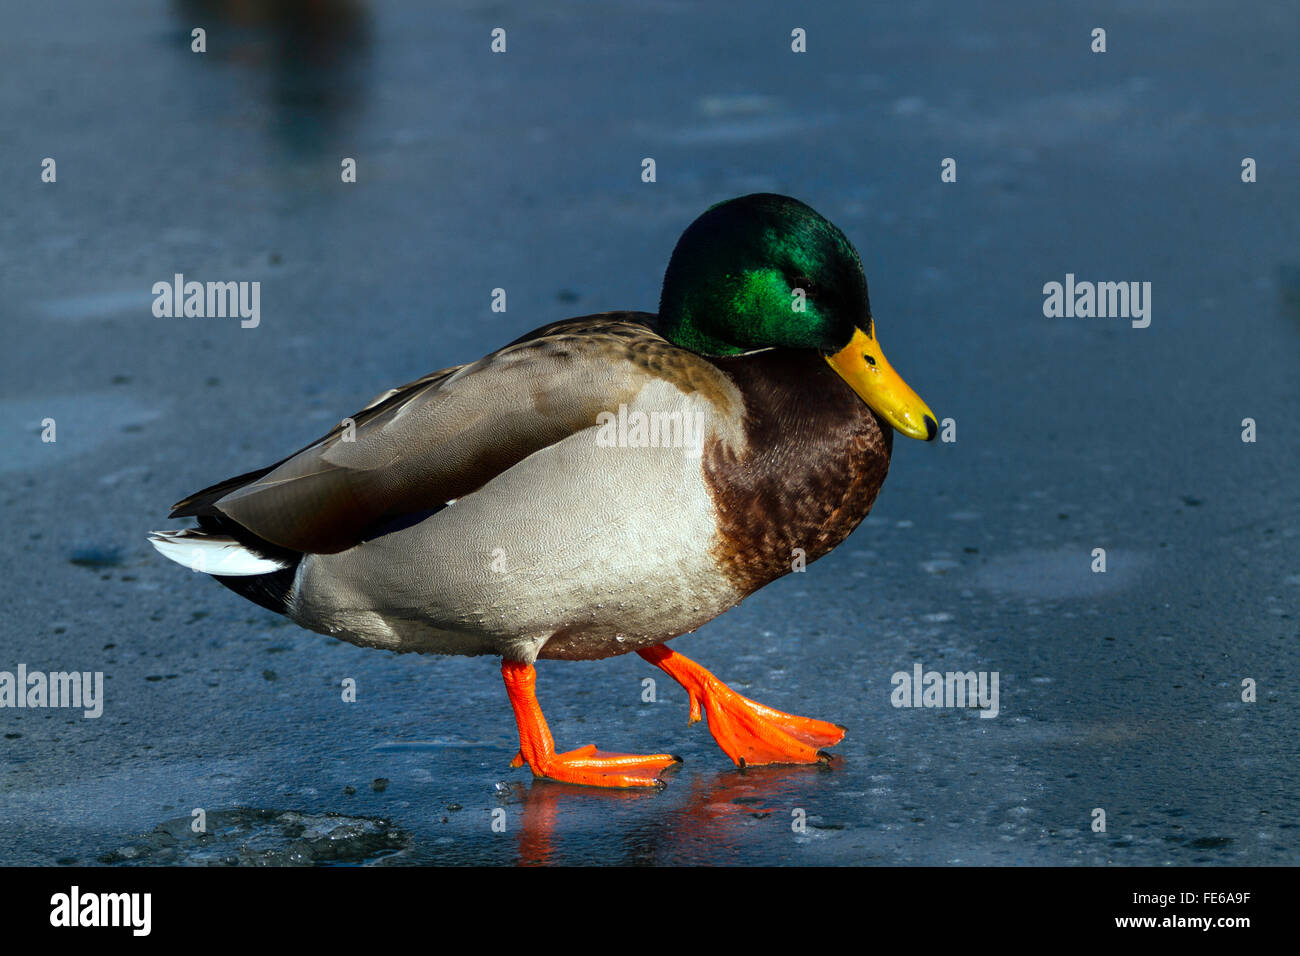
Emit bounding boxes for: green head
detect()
[657,193,938,442]
[657,193,869,357]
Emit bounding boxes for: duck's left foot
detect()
[502,661,680,788]
[638,645,846,767]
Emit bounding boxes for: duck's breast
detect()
[701,349,893,596]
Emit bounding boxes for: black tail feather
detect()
[169,465,278,519]
[213,566,299,615]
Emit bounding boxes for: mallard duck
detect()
[150,193,936,788]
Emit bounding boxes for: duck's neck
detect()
[701,348,892,595]
[651,310,746,357]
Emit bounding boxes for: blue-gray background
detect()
[1,0,1296,865]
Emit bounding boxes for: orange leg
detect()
[502,660,681,788]
[638,645,845,767]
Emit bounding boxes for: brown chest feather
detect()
[702,350,892,595]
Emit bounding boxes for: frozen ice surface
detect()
[0,0,1296,865]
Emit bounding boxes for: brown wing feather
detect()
[168,364,464,520]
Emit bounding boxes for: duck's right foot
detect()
[502,660,680,789]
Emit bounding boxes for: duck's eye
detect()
[863,354,877,367]
[792,275,817,296]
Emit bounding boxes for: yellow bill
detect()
[826,326,937,441]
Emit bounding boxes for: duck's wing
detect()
[169,313,739,554]
[166,363,466,523]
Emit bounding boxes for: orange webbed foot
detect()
[639,645,846,767]
[511,744,681,788]
[502,661,680,789]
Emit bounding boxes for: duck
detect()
[149,193,937,788]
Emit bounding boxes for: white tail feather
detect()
[148,529,288,576]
